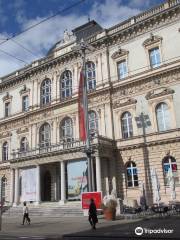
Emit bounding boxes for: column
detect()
[13,168,19,206]
[10,169,14,205]
[36,165,41,204]
[59,161,66,204]
[95,155,102,192]
[111,157,117,192]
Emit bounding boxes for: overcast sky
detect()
[0,0,164,77]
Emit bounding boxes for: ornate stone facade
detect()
[0,0,180,206]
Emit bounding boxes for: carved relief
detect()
[113,98,137,109]
[0,132,12,139]
[143,33,162,47]
[3,92,12,102]
[145,87,174,100]
[19,85,30,95]
[111,48,129,59]
[16,127,29,134]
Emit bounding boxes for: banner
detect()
[67,160,88,200]
[21,168,37,202]
[78,70,87,141]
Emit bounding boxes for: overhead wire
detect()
[0,0,86,65]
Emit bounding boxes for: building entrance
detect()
[43,170,51,201]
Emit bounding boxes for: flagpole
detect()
[74,39,93,192]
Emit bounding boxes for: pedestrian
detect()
[88,198,98,230]
[22,202,31,225]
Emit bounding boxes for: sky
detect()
[0,0,165,77]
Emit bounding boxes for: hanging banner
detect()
[67,160,88,200]
[21,168,37,202]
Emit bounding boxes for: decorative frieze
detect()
[145,87,175,100]
[113,98,137,109]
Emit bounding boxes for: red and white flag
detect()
[78,70,87,141]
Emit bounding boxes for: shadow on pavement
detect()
[63,216,180,240]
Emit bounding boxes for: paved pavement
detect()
[0,214,180,239]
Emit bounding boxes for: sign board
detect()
[81,192,102,210]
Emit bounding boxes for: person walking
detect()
[22,202,31,225]
[88,198,98,230]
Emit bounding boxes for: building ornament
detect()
[3,92,12,102]
[0,132,12,139]
[143,33,162,47]
[16,127,29,134]
[145,87,175,100]
[19,85,30,95]
[111,48,129,59]
[113,97,137,109]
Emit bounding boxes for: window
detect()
[22,95,29,112]
[121,112,133,139]
[1,176,7,203]
[149,47,161,68]
[5,102,10,117]
[60,118,73,141]
[39,123,51,147]
[40,79,51,105]
[86,61,96,91]
[118,60,128,79]
[126,161,138,187]
[60,70,72,99]
[2,142,8,161]
[88,111,98,135]
[20,137,28,152]
[163,156,179,186]
[156,103,170,132]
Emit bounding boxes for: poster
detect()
[21,168,37,201]
[67,160,88,200]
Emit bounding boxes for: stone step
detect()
[3,202,84,217]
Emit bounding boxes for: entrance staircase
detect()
[3,202,84,217]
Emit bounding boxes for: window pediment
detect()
[0,132,11,139]
[3,92,12,102]
[143,34,162,47]
[19,85,30,95]
[113,97,137,109]
[111,48,129,59]
[145,88,174,100]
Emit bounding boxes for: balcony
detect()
[11,135,115,162]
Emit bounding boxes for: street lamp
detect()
[0,175,5,231]
[72,39,94,192]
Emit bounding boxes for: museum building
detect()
[0,0,180,207]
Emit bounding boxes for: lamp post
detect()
[0,175,5,231]
[72,39,94,192]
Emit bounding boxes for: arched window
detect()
[88,111,98,134]
[163,156,179,186]
[60,70,72,99]
[20,137,28,152]
[126,161,138,187]
[121,112,133,139]
[156,102,170,132]
[2,142,8,161]
[39,123,51,147]
[1,176,7,203]
[86,61,96,91]
[60,117,73,141]
[40,79,51,105]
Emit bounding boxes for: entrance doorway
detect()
[43,170,51,201]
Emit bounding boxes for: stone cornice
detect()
[117,128,180,151]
